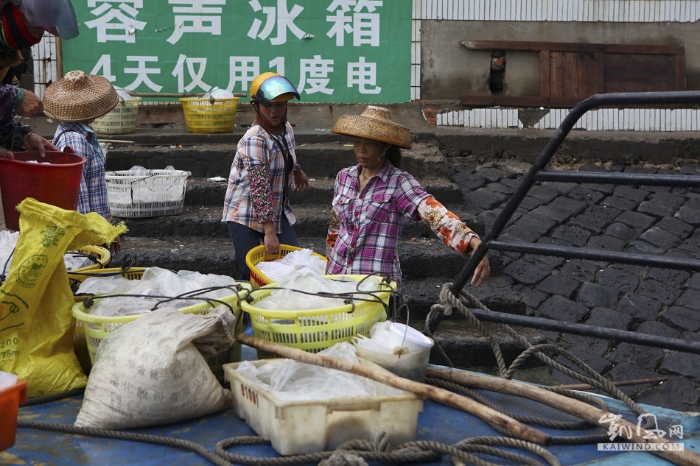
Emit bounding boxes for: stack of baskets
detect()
[179,97,239,133]
[105,169,190,218]
[92,97,141,135]
[71,268,251,380]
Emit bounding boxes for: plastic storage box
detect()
[179,97,239,133]
[224,360,423,455]
[105,169,190,218]
[0,378,26,451]
[245,244,327,289]
[92,97,141,135]
[241,275,395,357]
[72,279,251,380]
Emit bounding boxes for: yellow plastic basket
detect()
[245,244,327,289]
[72,272,251,380]
[241,275,395,357]
[92,97,141,135]
[179,97,239,133]
[71,267,148,374]
[65,245,111,274]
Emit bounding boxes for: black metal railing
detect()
[450,90,700,355]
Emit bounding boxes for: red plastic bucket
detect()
[0,150,86,231]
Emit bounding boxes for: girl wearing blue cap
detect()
[222,72,309,280]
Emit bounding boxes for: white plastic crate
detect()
[105,169,190,218]
[224,360,424,455]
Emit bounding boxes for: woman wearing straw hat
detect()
[222,72,309,280]
[43,70,122,253]
[326,105,490,289]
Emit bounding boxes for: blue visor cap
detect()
[14,0,79,39]
[254,75,300,105]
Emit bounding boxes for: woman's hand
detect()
[293,169,309,191]
[264,231,280,254]
[24,133,58,157]
[17,90,43,116]
[469,237,490,287]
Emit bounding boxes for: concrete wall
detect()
[421,20,700,100]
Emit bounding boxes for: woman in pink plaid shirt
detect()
[326,106,490,289]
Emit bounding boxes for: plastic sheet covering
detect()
[0,230,93,272]
[234,342,380,401]
[256,248,327,283]
[255,274,385,311]
[77,267,239,317]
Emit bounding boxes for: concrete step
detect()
[183,176,465,207]
[115,202,484,240]
[104,140,448,180]
[109,235,484,290]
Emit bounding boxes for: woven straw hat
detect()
[43,70,119,122]
[332,106,412,149]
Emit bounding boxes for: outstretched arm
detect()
[417,196,490,286]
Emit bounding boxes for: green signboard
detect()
[62,0,413,103]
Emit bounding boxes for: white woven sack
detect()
[75,307,234,429]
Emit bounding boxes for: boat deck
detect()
[5,346,699,466]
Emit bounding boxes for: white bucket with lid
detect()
[386,322,434,354]
[352,322,434,382]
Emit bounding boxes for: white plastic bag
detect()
[75,307,234,429]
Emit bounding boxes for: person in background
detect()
[42,70,122,253]
[0,44,52,153]
[0,0,80,155]
[222,72,309,281]
[326,105,490,289]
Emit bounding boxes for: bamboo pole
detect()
[235,333,551,446]
[427,368,699,466]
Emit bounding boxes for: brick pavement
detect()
[451,159,700,412]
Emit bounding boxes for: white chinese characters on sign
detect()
[326,0,382,47]
[173,55,212,93]
[299,55,334,95]
[85,0,147,43]
[82,0,392,99]
[167,0,226,44]
[247,0,306,45]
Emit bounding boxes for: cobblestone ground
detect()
[450,159,700,413]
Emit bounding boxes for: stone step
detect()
[108,235,485,294]
[104,140,448,180]
[183,176,466,207]
[114,202,484,240]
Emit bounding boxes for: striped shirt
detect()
[222,122,297,233]
[325,162,430,286]
[52,122,111,220]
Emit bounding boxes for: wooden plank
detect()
[459,94,585,107]
[461,39,684,56]
[539,49,551,98]
[603,53,680,92]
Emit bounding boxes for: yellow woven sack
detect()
[0,198,127,398]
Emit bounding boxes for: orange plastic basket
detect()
[0,378,26,451]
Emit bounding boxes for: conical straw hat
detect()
[332,105,412,149]
[43,70,119,122]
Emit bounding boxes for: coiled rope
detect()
[426,283,653,444]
